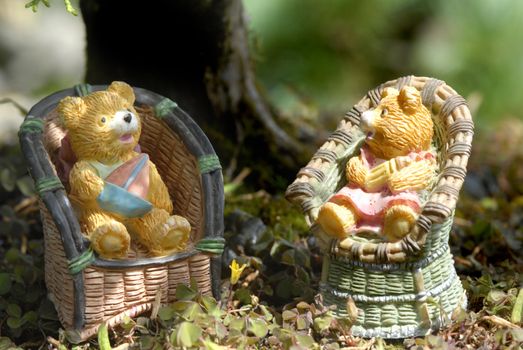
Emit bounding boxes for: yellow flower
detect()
[229,259,247,285]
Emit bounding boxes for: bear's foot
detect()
[91,221,130,259]
[317,202,356,239]
[383,205,417,242]
[150,215,191,256]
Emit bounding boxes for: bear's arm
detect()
[69,161,104,201]
[345,155,369,188]
[388,159,436,193]
[147,161,174,214]
[365,156,415,192]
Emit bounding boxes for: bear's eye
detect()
[381,108,388,117]
[101,117,106,123]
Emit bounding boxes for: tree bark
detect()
[80,0,314,190]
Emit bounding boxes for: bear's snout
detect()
[360,110,376,133]
[108,110,139,136]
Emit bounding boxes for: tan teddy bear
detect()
[58,81,191,259]
[317,86,436,242]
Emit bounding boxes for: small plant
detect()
[1,124,522,348]
[24,0,78,16]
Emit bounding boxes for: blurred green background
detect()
[245,0,523,127]
[1,0,523,139]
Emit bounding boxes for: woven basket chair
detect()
[18,84,224,342]
[286,76,474,338]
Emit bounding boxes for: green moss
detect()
[225,194,308,241]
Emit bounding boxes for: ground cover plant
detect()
[0,120,522,349]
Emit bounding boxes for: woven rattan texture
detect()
[42,200,212,339]
[285,76,473,263]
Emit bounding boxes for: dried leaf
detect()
[214,320,228,339]
[149,290,162,319]
[346,297,359,323]
[296,301,310,310]
[282,310,298,322]
[511,328,523,342]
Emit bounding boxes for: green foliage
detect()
[97,324,111,350]
[0,337,22,350]
[1,121,523,348]
[513,289,523,324]
[118,282,347,350]
[0,144,61,344]
[25,0,78,16]
[223,198,318,305]
[25,0,50,12]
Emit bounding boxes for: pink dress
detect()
[328,146,434,233]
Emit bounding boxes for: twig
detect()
[231,167,251,186]
[230,189,271,202]
[0,97,28,116]
[19,340,46,349]
[481,315,519,329]
[224,167,252,195]
[47,336,61,348]
[224,120,245,182]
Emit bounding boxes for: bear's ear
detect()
[381,87,399,99]
[398,86,421,113]
[108,81,135,106]
[58,96,86,129]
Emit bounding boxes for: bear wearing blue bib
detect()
[58,82,191,259]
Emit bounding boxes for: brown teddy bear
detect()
[317,86,436,242]
[58,81,191,259]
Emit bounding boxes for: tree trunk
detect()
[80,0,314,190]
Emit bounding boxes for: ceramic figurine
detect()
[317,86,436,243]
[286,76,474,338]
[57,82,191,258]
[19,82,224,341]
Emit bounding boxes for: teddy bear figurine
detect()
[58,81,191,259]
[317,86,436,242]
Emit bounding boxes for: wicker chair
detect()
[286,76,474,338]
[19,84,224,342]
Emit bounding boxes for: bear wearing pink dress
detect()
[317,86,436,242]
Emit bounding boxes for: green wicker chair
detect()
[286,76,474,338]
[19,84,224,342]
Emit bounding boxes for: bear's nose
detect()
[123,113,132,123]
[360,110,375,132]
